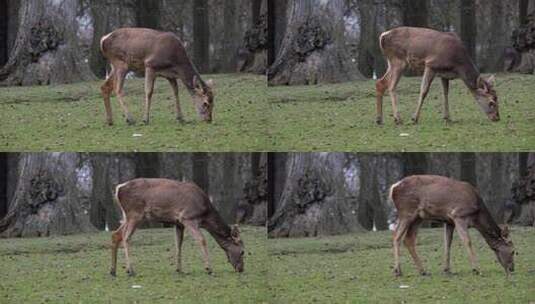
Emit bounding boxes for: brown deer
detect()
[376,27,499,125]
[100,28,214,126]
[389,175,514,277]
[110,178,244,276]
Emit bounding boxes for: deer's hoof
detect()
[443,117,451,123]
[106,120,114,126]
[393,268,402,277]
[394,117,403,125]
[472,269,481,275]
[205,268,213,275]
[127,269,136,277]
[411,115,419,124]
[176,116,185,123]
[420,271,430,276]
[376,117,383,125]
[126,118,136,125]
[110,269,116,277]
[142,119,150,125]
[443,268,452,275]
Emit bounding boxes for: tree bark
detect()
[239,0,267,74]
[0,153,96,237]
[268,0,362,85]
[460,0,477,61]
[193,0,210,73]
[403,0,428,27]
[136,0,160,29]
[0,0,95,86]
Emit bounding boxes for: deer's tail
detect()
[387,180,402,231]
[114,182,128,225]
[379,30,391,54]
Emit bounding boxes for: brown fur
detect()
[110,178,244,276]
[376,27,499,125]
[100,28,214,126]
[390,175,514,276]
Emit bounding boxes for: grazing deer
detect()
[100,28,214,126]
[376,27,499,125]
[110,178,244,276]
[389,175,514,277]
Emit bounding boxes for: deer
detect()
[388,175,514,277]
[100,28,214,126]
[376,27,499,125]
[110,178,244,277]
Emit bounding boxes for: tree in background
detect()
[268,0,362,85]
[193,0,210,73]
[0,0,94,86]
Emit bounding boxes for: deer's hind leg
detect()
[386,60,405,125]
[114,64,135,125]
[101,66,115,126]
[121,218,140,276]
[411,66,436,124]
[393,219,410,277]
[403,220,428,275]
[110,221,126,276]
[142,67,156,125]
[441,78,451,122]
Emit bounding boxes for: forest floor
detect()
[0,73,267,151]
[268,73,535,151]
[268,226,535,304]
[0,226,267,304]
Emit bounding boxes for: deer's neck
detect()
[473,205,504,251]
[459,59,481,92]
[201,211,234,251]
[180,61,206,95]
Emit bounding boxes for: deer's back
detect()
[117,178,212,222]
[380,27,471,71]
[392,175,481,220]
[101,28,188,71]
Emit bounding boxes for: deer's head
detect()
[473,75,500,122]
[226,224,244,272]
[192,76,214,123]
[495,225,515,275]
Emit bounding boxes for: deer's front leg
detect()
[114,67,135,125]
[388,66,404,125]
[393,220,409,277]
[175,224,184,273]
[143,67,156,125]
[412,67,435,124]
[186,222,213,274]
[441,78,451,122]
[167,78,184,122]
[443,223,454,274]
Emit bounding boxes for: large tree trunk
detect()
[460,0,477,61]
[403,0,428,27]
[239,0,267,74]
[193,0,210,73]
[268,153,367,237]
[0,153,96,237]
[268,0,362,85]
[0,0,95,86]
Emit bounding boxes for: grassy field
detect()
[268,73,535,151]
[0,226,267,304]
[0,73,267,152]
[268,226,535,304]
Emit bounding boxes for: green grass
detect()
[268,227,535,304]
[0,226,267,304]
[0,73,267,152]
[268,73,535,151]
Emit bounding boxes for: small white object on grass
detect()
[131,285,142,289]
[399,133,410,137]
[132,133,143,137]
[399,285,410,289]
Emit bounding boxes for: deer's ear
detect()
[206,79,215,88]
[500,224,510,238]
[486,74,496,87]
[231,224,241,243]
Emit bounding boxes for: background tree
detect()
[268,0,362,85]
[193,0,210,73]
[0,0,95,86]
